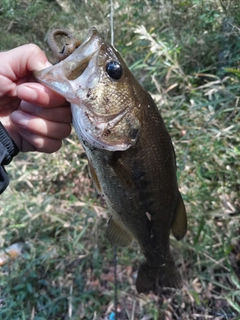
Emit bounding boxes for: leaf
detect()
[225,68,240,77]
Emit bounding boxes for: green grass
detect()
[0,0,240,319]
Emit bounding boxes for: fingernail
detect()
[34,60,52,70]
[45,61,52,68]
[20,101,41,116]
[33,59,52,71]
[17,85,38,101]
[11,111,30,128]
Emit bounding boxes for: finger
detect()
[19,101,72,123]
[17,83,68,108]
[17,129,63,153]
[10,110,72,140]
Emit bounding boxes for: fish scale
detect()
[34,27,187,294]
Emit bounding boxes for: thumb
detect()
[7,44,51,77]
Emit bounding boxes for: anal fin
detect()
[171,192,187,240]
[106,217,133,247]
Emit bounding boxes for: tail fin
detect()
[136,255,182,294]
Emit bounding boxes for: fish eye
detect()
[106,61,122,80]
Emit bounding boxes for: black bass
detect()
[34,28,187,294]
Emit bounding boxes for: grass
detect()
[0,0,240,319]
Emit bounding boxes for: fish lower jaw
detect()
[71,104,132,151]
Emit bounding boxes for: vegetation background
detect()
[0,0,239,319]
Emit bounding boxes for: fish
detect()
[34,28,187,294]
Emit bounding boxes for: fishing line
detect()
[113,245,118,320]
[109,3,119,320]
[110,0,114,46]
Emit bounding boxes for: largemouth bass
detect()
[34,28,187,294]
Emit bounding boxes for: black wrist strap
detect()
[0,122,19,165]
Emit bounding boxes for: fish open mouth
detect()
[33,28,103,103]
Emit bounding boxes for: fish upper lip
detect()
[33,28,103,101]
[34,27,102,79]
[59,30,103,81]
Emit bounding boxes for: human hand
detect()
[0,44,72,153]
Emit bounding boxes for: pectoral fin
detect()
[171,193,187,240]
[106,217,133,247]
[108,153,135,188]
[88,161,102,194]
